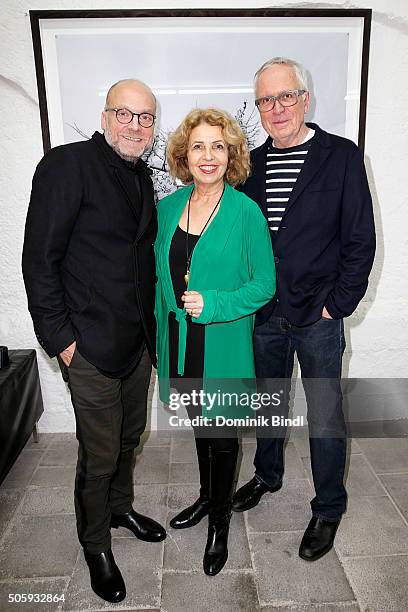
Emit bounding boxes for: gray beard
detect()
[103,131,140,164]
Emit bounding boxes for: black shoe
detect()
[299,517,340,561]
[203,513,231,576]
[111,509,166,542]
[84,549,126,603]
[232,476,282,512]
[170,496,209,529]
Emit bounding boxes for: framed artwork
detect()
[30,8,371,199]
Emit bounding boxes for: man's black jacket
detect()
[22,132,157,376]
[241,123,376,326]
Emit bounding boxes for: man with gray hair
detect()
[23,79,166,603]
[233,58,375,561]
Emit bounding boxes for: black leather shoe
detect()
[170,496,209,529]
[203,513,231,576]
[232,476,282,512]
[111,509,166,542]
[299,517,340,561]
[84,549,126,603]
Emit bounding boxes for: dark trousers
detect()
[171,378,239,495]
[254,315,347,521]
[191,428,239,515]
[171,375,239,454]
[59,347,151,553]
[188,407,239,472]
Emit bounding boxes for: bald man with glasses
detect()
[23,79,166,603]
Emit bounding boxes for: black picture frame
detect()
[30,8,371,155]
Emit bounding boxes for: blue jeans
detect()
[254,315,347,521]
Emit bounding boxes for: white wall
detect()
[1,0,407,432]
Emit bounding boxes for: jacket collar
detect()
[251,123,332,239]
[91,131,152,176]
[277,122,332,227]
[305,122,331,148]
[91,132,155,239]
[257,122,331,155]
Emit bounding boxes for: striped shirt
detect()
[265,130,315,233]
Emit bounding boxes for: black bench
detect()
[0,350,44,484]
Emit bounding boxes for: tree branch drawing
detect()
[68,100,260,201]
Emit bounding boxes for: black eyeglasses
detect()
[105,107,156,128]
[255,89,307,113]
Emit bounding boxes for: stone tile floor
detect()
[1,431,408,611]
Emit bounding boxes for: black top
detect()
[168,225,205,379]
[22,131,157,376]
[117,158,143,222]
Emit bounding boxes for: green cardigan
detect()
[155,182,276,407]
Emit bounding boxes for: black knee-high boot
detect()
[170,436,210,529]
[203,445,238,576]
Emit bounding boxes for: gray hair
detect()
[254,57,309,91]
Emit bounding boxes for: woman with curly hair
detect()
[155,108,276,575]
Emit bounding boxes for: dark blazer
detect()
[241,123,376,326]
[22,132,157,375]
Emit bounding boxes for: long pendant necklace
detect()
[184,185,225,286]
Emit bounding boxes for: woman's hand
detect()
[182,290,204,319]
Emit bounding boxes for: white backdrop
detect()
[0,0,407,431]
[42,15,355,201]
[48,19,351,148]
